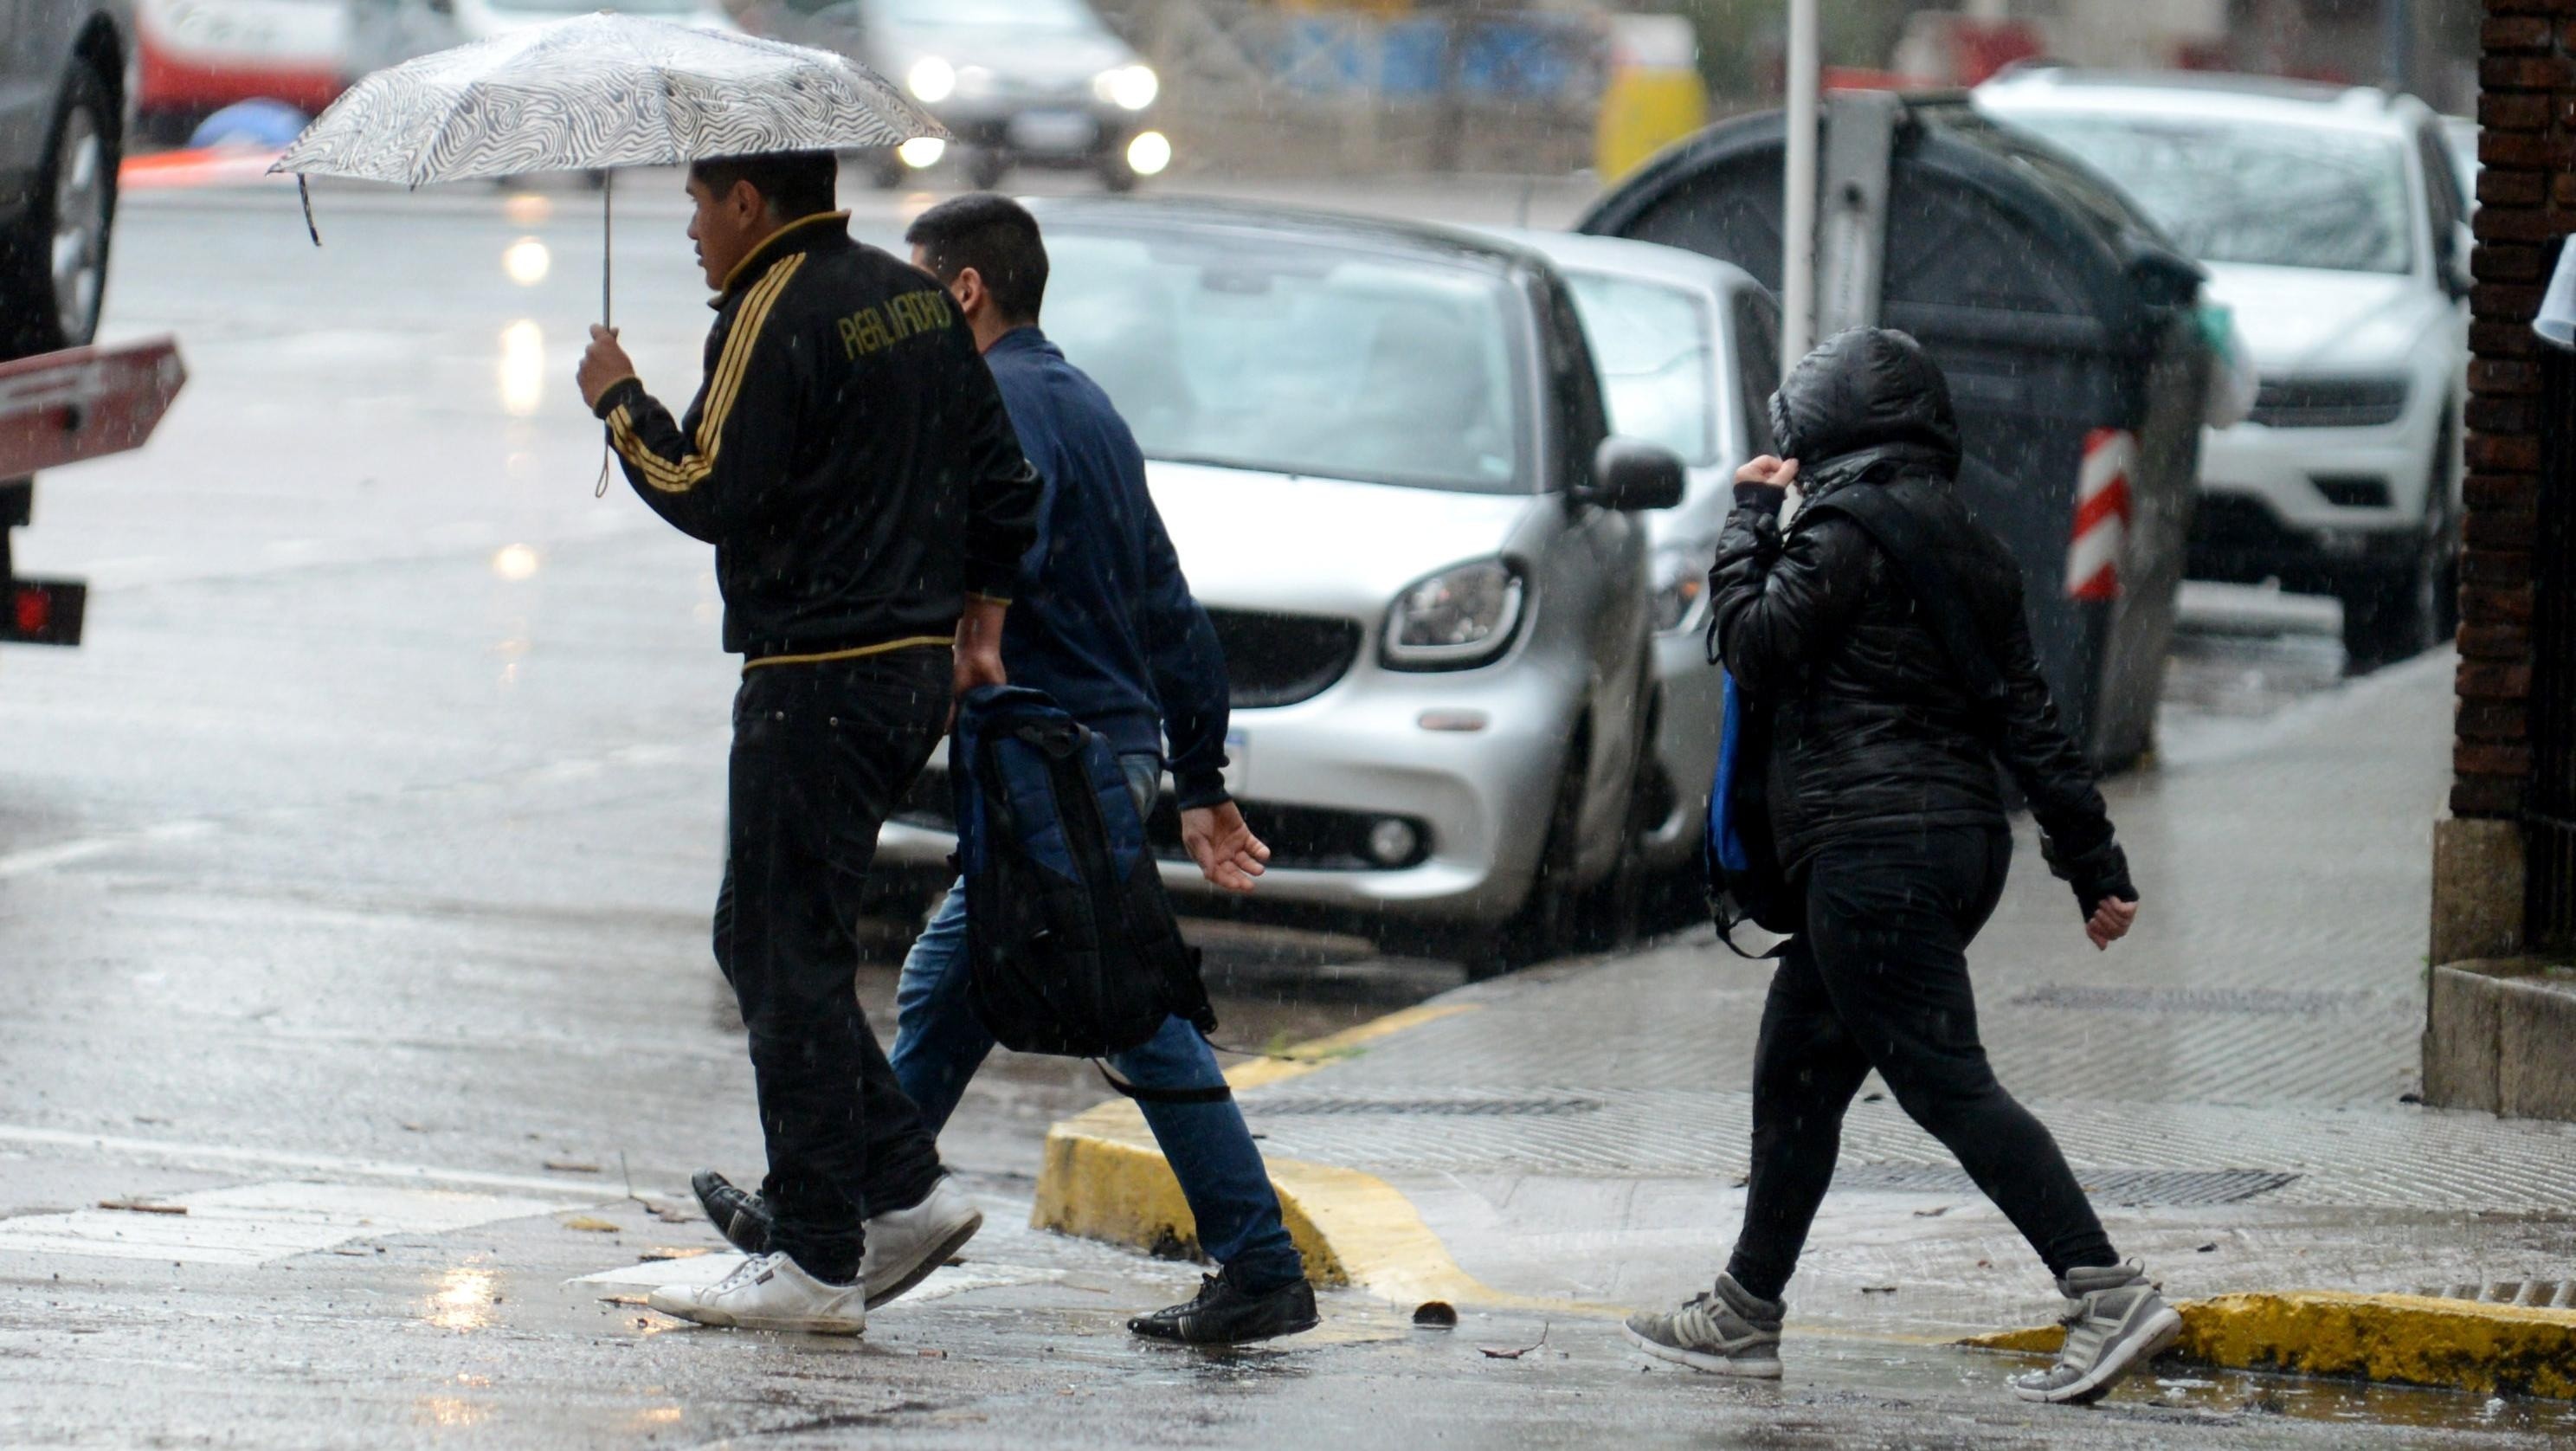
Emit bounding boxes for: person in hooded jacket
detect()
[1623,328,2174,1406]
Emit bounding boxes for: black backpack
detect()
[1701,483,2010,951]
[950,684,1219,1062]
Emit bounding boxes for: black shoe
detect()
[692,1168,772,1256]
[1128,1268,1320,1345]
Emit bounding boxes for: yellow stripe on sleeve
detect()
[623,253,805,496]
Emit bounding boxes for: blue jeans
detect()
[891,752,1306,1293]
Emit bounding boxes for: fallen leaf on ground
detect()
[97,1200,186,1216]
[562,1216,622,1233]
[544,1159,602,1173]
[648,1203,695,1223]
[1478,1323,1549,1359]
[917,1348,946,1358]
[1912,1206,1950,1218]
[639,1248,707,1262]
[598,1294,648,1306]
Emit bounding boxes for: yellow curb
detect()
[1961,1293,2576,1399]
[1031,1001,1601,1312]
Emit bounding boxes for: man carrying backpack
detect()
[692,193,1317,1345]
[576,152,1040,1337]
[1625,328,2172,1404]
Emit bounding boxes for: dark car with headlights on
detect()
[748,0,1169,191]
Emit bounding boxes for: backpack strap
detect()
[1803,487,2012,733]
[1094,1060,1235,1105]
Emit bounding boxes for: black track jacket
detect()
[593,212,1041,665]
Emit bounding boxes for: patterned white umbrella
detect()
[271,10,942,188]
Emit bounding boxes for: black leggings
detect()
[1724,826,2118,1303]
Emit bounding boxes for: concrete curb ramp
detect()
[1962,1293,2576,1400]
[1034,1005,2576,1397]
[1030,1003,1598,1315]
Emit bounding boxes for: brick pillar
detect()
[2431,4,2560,971]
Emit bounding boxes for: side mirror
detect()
[1581,437,1685,512]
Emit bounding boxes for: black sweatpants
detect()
[713,647,951,1285]
[1724,825,2118,1303]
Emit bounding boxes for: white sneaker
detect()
[860,1177,984,1310]
[647,1252,866,1335]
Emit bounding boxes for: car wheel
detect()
[1098,147,1140,194]
[2335,442,2457,673]
[966,147,1010,191]
[1461,727,1589,981]
[2,63,118,358]
[1568,686,1658,954]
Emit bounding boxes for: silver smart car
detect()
[873,198,1684,971]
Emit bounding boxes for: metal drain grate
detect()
[1246,1096,1602,1119]
[2007,985,2373,1016]
[1834,1165,2299,1207]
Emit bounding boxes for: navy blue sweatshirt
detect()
[982,327,1233,810]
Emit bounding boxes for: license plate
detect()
[1007,110,1098,154]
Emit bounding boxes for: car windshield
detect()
[1562,272,1716,466]
[2014,114,2414,274]
[1043,229,1527,493]
[872,0,1098,31]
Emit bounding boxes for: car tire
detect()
[2,62,119,360]
[966,147,1010,191]
[1568,686,1658,955]
[1462,726,1589,981]
[1098,147,1140,194]
[2335,436,2457,672]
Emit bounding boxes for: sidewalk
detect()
[1040,649,2576,1368]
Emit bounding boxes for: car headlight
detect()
[1649,545,1710,635]
[1092,63,1158,112]
[907,56,956,104]
[1384,559,1525,670]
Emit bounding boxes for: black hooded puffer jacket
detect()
[1707,327,2134,915]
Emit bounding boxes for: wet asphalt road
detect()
[0,171,2511,1448]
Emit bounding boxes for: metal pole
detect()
[1781,0,1819,369]
[2382,0,2413,97]
[602,169,614,328]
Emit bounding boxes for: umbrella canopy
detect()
[272,11,943,189]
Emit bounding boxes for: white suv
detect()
[1977,69,2470,666]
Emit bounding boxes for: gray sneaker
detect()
[2011,1261,2183,1405]
[1623,1272,1784,1377]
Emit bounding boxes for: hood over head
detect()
[1768,327,1961,483]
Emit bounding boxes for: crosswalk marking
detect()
[0,1180,564,1266]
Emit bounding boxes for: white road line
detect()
[0,819,217,879]
[0,1180,564,1266]
[576,1251,1056,1303]
[0,1124,624,1200]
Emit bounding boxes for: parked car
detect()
[135,0,345,136]
[2443,113,2477,211]
[1978,68,2471,664]
[1487,230,1777,885]
[3,0,132,358]
[873,199,1685,971]
[741,0,1167,192]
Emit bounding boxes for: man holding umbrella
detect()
[576,151,1040,1336]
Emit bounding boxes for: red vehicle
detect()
[0,340,188,649]
[136,0,348,127]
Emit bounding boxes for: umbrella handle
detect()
[597,172,614,499]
